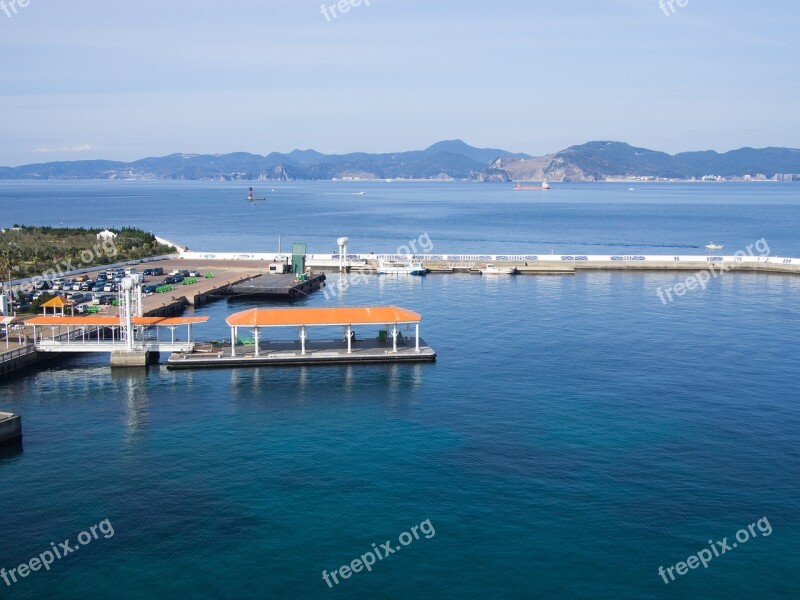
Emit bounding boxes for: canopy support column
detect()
[346,325,352,354]
[254,327,260,357]
[415,323,420,353]
[300,326,307,355]
[392,324,397,353]
[231,326,236,357]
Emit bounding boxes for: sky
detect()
[0,0,798,166]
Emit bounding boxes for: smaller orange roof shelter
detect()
[224,306,423,356]
[40,295,73,316]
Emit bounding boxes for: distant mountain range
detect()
[1,140,799,182]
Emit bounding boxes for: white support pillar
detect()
[346,325,352,354]
[254,327,260,357]
[415,322,420,353]
[187,324,192,343]
[170,326,176,346]
[392,324,397,353]
[231,326,236,357]
[300,325,307,355]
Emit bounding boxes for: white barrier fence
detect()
[180,251,796,265]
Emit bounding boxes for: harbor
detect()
[1,240,799,378]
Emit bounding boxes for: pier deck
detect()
[167,337,436,369]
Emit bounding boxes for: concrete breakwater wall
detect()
[0,412,22,446]
[180,251,800,275]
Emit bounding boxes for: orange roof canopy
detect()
[226,306,422,328]
[40,296,73,308]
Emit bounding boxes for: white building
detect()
[96,229,118,241]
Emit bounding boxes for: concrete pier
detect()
[110,350,150,368]
[0,412,22,446]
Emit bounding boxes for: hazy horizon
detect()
[1,0,798,166]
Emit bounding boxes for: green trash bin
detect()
[377,330,387,342]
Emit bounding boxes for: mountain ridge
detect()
[1,140,799,182]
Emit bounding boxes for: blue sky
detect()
[0,0,797,165]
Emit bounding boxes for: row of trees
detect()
[1,226,174,280]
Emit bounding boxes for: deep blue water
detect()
[1,182,800,599]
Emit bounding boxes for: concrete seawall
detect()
[0,412,22,446]
[181,251,800,276]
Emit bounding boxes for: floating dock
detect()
[168,337,435,369]
[226,273,326,301]
[167,306,435,369]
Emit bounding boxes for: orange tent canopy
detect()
[226,306,422,328]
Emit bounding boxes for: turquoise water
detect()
[2,183,800,598]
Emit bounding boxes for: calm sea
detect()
[1,181,799,599]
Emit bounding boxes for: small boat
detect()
[480,264,515,275]
[377,259,427,276]
[705,242,725,250]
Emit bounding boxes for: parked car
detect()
[79,281,93,291]
[142,285,157,294]
[98,295,114,305]
[144,267,164,276]
[33,280,52,290]
[103,282,117,292]
[188,270,200,277]
[172,274,184,283]
[96,273,108,282]
[162,276,177,285]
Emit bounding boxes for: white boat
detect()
[705,242,725,250]
[377,259,427,276]
[480,264,515,275]
[542,180,551,190]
